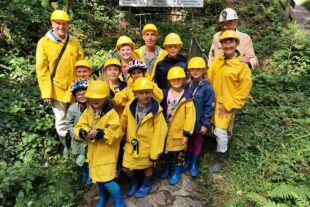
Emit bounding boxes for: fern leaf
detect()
[247,193,269,207]
[291,193,310,207]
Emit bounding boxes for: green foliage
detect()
[1,0,309,206]
[301,0,310,11]
[247,185,310,207]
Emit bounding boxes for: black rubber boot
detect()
[209,152,226,173]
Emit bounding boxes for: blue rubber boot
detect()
[169,165,182,185]
[181,153,192,172]
[126,175,138,197]
[190,155,199,177]
[135,176,152,198]
[81,165,92,186]
[96,183,109,207]
[160,162,171,179]
[111,188,125,207]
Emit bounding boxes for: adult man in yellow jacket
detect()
[208,8,258,69]
[36,10,84,157]
[133,23,168,80]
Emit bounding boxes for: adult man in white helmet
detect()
[36,10,84,157]
[208,8,258,69]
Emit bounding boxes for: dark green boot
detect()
[209,152,226,173]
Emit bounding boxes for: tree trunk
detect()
[283,0,292,27]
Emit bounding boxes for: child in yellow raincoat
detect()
[160,66,196,185]
[207,30,252,173]
[121,77,168,198]
[102,58,127,117]
[116,35,138,84]
[65,59,94,103]
[111,59,163,107]
[74,80,124,207]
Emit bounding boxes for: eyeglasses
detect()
[76,92,86,98]
[221,40,237,46]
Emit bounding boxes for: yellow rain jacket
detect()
[74,102,122,183]
[112,81,163,107]
[36,33,84,103]
[134,46,168,80]
[121,98,168,169]
[207,54,252,129]
[108,79,127,118]
[161,90,196,153]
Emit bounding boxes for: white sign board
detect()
[119,0,204,8]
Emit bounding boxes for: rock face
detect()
[82,174,208,207]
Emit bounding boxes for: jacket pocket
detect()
[171,132,183,146]
[53,76,68,90]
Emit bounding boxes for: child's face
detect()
[105,65,120,82]
[143,31,158,47]
[75,89,87,104]
[134,90,153,107]
[165,44,181,58]
[89,98,107,110]
[130,69,144,81]
[76,67,92,81]
[190,68,205,80]
[169,78,184,90]
[118,45,133,61]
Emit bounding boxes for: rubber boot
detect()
[126,175,138,197]
[59,136,69,159]
[209,152,226,173]
[111,188,125,207]
[160,162,171,179]
[81,165,92,186]
[190,155,199,177]
[181,153,192,172]
[96,183,109,207]
[135,176,152,198]
[169,165,182,185]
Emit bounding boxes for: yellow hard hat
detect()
[142,24,158,35]
[50,10,69,21]
[133,77,154,91]
[219,30,239,42]
[103,58,122,70]
[163,33,183,47]
[188,57,207,69]
[75,59,92,70]
[116,36,135,50]
[85,80,110,99]
[167,66,186,80]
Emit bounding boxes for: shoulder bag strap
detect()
[50,34,70,81]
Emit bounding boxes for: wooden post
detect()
[283,0,292,27]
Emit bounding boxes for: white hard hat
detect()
[219,8,238,22]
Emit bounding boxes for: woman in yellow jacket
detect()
[116,35,138,84]
[74,80,124,207]
[121,77,168,198]
[112,59,163,108]
[207,30,252,173]
[160,67,196,185]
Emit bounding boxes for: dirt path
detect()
[291,0,310,34]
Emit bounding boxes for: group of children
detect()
[63,24,252,207]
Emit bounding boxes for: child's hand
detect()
[182,136,188,144]
[199,126,207,135]
[43,98,51,104]
[218,104,228,118]
[87,129,97,140]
